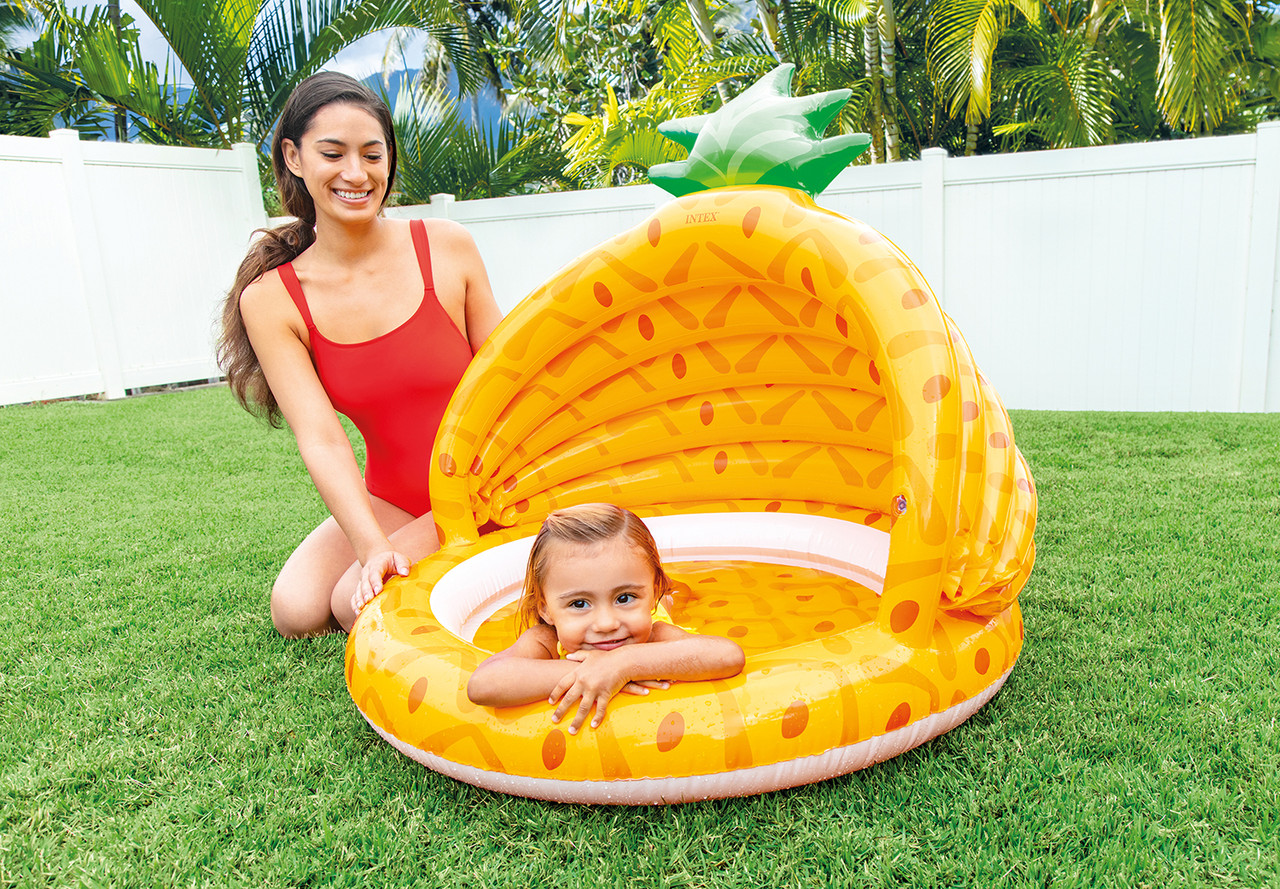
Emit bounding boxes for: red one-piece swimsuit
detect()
[277,219,473,517]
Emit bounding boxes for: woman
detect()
[218,72,502,637]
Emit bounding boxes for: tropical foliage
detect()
[391,82,570,200]
[3,0,1280,193]
[2,0,444,146]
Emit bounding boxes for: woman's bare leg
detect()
[330,509,442,631]
[270,495,426,638]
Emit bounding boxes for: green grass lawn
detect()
[1,388,1277,888]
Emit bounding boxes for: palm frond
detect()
[925,0,1039,122]
[999,29,1115,147]
[1156,0,1245,131]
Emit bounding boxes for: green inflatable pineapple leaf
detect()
[649,64,871,198]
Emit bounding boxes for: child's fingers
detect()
[620,682,650,696]
[588,694,609,729]
[567,695,595,734]
[631,679,670,690]
[548,675,574,708]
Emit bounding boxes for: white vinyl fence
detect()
[4,123,1280,411]
[0,130,265,406]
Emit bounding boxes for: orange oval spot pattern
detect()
[502,475,517,493]
[890,600,920,633]
[1017,478,1031,492]
[638,314,655,340]
[781,700,810,739]
[975,648,991,675]
[728,625,748,638]
[700,401,715,425]
[593,282,612,307]
[672,353,687,379]
[647,218,661,247]
[887,702,912,732]
[868,361,881,385]
[439,453,456,477]
[814,620,836,633]
[714,451,729,474]
[742,206,761,237]
[989,432,1010,449]
[835,315,849,338]
[923,375,952,403]
[433,522,444,544]
[822,636,853,655]
[469,456,484,476]
[962,400,980,421]
[407,677,429,713]
[766,501,782,512]
[901,288,929,309]
[801,267,816,295]
[542,730,566,770]
[656,712,684,752]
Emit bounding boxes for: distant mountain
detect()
[360,69,504,128]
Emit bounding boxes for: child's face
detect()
[537,536,657,655]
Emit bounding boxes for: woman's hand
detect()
[351,550,411,617]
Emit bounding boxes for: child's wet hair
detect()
[517,503,673,631]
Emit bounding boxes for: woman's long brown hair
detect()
[217,72,398,426]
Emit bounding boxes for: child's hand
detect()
[621,679,671,695]
[549,651,634,734]
[564,651,670,698]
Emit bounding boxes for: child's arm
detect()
[467,626,669,707]
[550,625,745,733]
[466,625,571,707]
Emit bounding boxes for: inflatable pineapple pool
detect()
[347,65,1037,804]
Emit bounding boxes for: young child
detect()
[467,503,745,735]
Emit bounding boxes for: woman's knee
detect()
[271,579,338,638]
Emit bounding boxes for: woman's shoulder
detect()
[413,217,477,251]
[238,264,306,337]
[238,264,289,314]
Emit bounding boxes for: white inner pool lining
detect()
[430,513,891,642]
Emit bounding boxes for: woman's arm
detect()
[239,274,406,584]
[428,219,503,353]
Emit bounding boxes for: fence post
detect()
[920,148,947,306]
[50,128,126,400]
[1241,121,1280,411]
[428,193,456,218]
[233,142,268,228]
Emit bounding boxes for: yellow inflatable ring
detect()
[350,512,1022,803]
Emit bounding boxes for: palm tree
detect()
[924,0,1041,154]
[1,4,202,140]
[392,82,571,199]
[557,0,773,186]
[8,0,443,147]
[925,0,1272,154]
